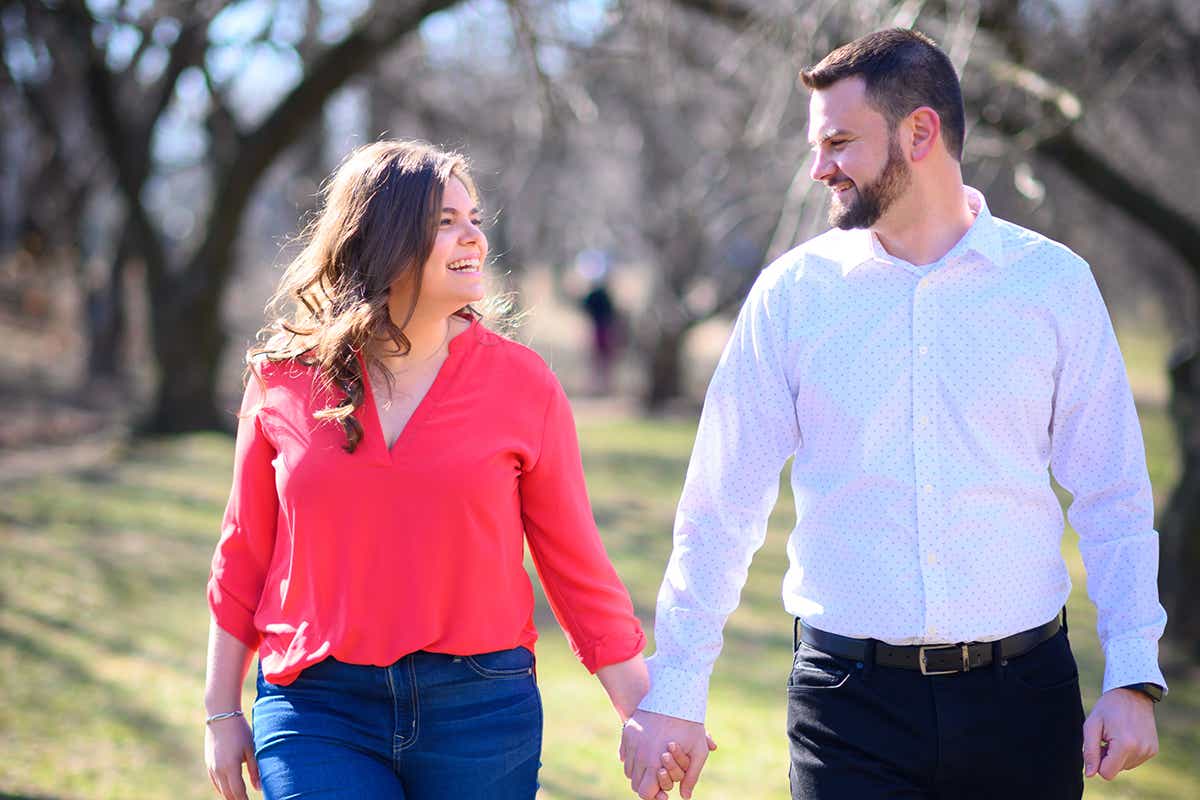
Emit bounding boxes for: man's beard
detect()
[828,135,911,230]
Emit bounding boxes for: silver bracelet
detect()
[205,710,245,725]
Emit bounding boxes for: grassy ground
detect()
[1,407,1196,799]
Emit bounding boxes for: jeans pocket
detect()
[1006,632,1080,693]
[788,644,852,690]
[464,646,536,679]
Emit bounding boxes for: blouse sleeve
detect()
[207,372,280,651]
[520,375,646,673]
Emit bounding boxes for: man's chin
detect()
[830,208,867,230]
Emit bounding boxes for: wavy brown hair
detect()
[249,139,481,453]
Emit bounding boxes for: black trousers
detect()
[787,627,1085,799]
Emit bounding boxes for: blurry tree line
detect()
[2,0,1198,653]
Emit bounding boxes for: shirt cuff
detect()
[207,577,262,651]
[580,630,647,674]
[637,657,711,723]
[1101,636,1167,696]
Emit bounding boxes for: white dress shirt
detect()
[640,187,1167,723]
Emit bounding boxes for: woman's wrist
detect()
[204,690,243,716]
[595,655,650,720]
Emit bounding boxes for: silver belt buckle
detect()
[918,644,970,675]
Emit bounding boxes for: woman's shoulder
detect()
[473,325,560,391]
[249,352,320,388]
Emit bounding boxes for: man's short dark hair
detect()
[800,29,966,161]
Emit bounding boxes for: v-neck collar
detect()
[356,316,478,466]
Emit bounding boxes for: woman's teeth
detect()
[447,258,481,272]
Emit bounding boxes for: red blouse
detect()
[207,319,645,685]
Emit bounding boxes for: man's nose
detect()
[810,151,834,183]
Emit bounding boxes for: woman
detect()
[202,140,681,799]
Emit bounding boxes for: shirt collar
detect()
[842,185,1003,275]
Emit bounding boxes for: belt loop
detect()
[1061,605,1069,637]
[862,639,876,683]
[992,640,1004,679]
[793,617,801,652]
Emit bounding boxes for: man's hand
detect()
[621,709,713,799]
[1083,687,1159,780]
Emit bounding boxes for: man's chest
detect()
[787,272,1059,432]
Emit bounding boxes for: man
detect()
[621,28,1166,800]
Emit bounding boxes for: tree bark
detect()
[1161,344,1200,657]
[86,232,131,384]
[643,321,692,412]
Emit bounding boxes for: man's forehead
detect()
[807,79,877,142]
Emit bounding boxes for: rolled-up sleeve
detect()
[207,373,280,651]
[520,375,646,673]
[1049,263,1167,694]
[520,374,646,673]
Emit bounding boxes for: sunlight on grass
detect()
[0,405,1194,799]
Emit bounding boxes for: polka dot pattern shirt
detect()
[639,187,1167,723]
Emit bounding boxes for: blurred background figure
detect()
[576,248,620,395]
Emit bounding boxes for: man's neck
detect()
[871,179,976,267]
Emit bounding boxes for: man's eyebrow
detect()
[807,129,852,148]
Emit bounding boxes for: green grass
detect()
[1,408,1196,799]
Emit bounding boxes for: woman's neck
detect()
[370,311,462,374]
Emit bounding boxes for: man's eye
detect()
[830,140,848,149]
[470,218,483,227]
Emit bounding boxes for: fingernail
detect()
[1085,763,1094,776]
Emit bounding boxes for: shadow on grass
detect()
[9,604,200,678]
[0,624,193,770]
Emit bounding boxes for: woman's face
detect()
[403,176,487,319]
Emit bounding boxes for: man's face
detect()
[808,77,911,230]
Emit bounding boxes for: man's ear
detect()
[907,107,942,162]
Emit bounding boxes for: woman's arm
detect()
[204,620,260,800]
[596,653,650,721]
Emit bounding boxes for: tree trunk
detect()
[86,231,131,384]
[144,295,227,432]
[643,322,690,412]
[1160,342,1200,659]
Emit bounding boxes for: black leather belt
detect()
[797,617,1061,675]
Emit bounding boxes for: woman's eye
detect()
[440,218,453,226]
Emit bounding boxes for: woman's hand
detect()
[205,714,260,800]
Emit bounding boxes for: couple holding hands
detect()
[204,30,1165,800]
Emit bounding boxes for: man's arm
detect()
[624,261,802,798]
[1047,260,1167,778]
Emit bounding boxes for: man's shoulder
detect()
[990,214,1091,278]
[756,228,860,288]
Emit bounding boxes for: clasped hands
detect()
[620,709,717,800]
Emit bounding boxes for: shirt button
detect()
[924,484,934,494]
[918,345,929,355]
[927,552,938,565]
[919,416,930,427]
[927,625,938,637]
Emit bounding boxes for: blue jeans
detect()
[252,648,542,799]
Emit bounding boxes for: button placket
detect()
[912,277,943,636]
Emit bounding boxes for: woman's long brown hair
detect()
[248,140,479,453]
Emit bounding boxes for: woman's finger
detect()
[244,743,261,791]
[661,748,687,782]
